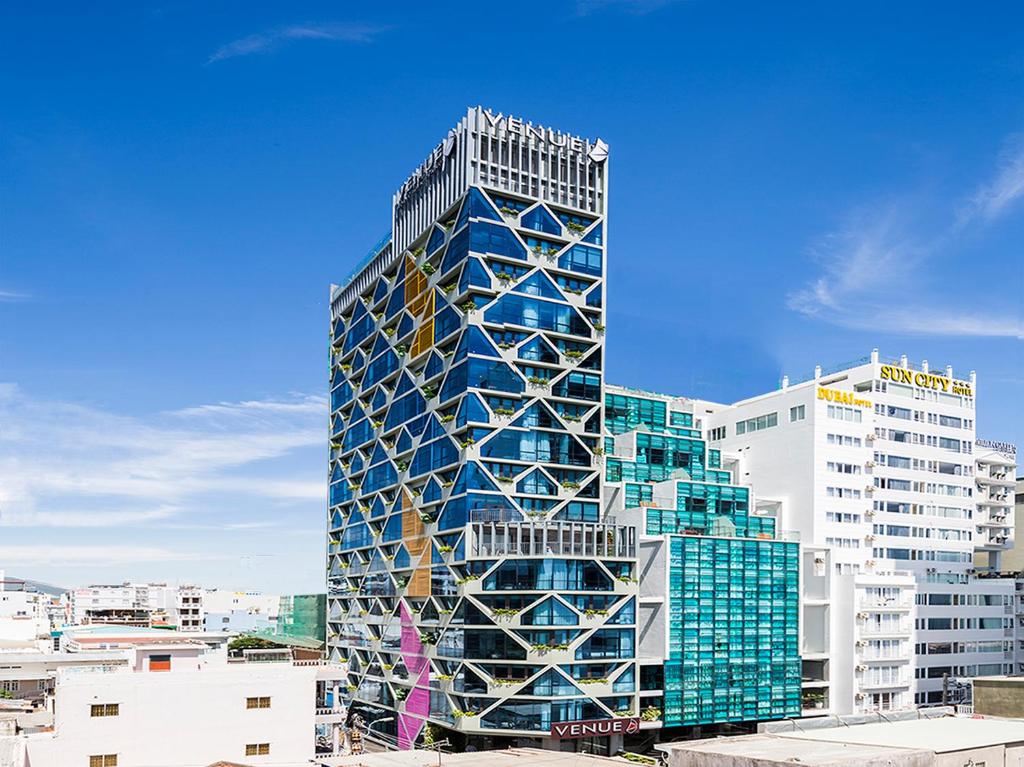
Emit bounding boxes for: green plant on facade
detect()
[455,574,479,586]
[442,283,456,293]
[495,271,513,281]
[421,262,436,275]
[459,437,475,448]
[641,705,662,722]
[493,407,515,416]
[498,206,517,216]
[440,414,455,423]
[460,301,476,313]
[566,221,586,233]
[593,322,605,332]
[491,607,520,618]
[527,376,549,386]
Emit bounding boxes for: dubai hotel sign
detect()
[879,364,973,397]
[552,716,642,739]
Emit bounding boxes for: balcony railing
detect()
[468,519,636,559]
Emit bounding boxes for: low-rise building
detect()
[661,710,1024,767]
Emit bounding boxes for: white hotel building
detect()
[697,349,1017,716]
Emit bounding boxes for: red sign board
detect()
[552,717,642,739]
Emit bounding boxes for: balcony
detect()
[468,517,636,559]
[859,623,912,636]
[859,598,912,610]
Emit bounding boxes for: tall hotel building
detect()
[700,351,1017,715]
[326,109,800,754]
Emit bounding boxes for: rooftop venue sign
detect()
[552,717,642,739]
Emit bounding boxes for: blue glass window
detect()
[512,271,562,300]
[427,225,447,255]
[558,244,602,276]
[469,222,527,260]
[484,295,590,336]
[521,205,561,235]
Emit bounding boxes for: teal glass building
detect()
[603,386,801,731]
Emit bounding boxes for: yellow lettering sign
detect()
[879,365,972,398]
[817,387,872,408]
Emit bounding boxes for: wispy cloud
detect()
[959,135,1024,226]
[788,138,1024,338]
[208,22,388,63]
[0,545,208,566]
[0,289,29,302]
[0,386,326,530]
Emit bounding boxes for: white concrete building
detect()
[19,663,322,767]
[0,576,51,644]
[202,589,279,634]
[698,350,1016,716]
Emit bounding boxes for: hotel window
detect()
[89,756,118,767]
[735,411,777,435]
[90,704,119,717]
[790,405,805,422]
[827,405,862,423]
[827,461,861,475]
[245,744,271,756]
[1,681,18,693]
[708,426,726,441]
[246,696,271,709]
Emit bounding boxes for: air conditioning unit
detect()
[865,535,875,542]
[866,460,876,468]
[866,510,875,517]
[856,665,867,671]
[866,560,877,567]
[855,640,867,647]
[855,693,865,700]
[856,612,869,619]
[866,433,876,442]
[865,485,876,493]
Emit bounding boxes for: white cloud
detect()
[789,139,1024,338]
[0,289,29,302]
[208,22,388,63]
[0,387,326,529]
[959,135,1024,226]
[0,545,202,566]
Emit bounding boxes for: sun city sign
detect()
[879,364,973,397]
[551,717,642,739]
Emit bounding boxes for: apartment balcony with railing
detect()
[467,514,636,560]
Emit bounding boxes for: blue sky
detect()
[1,1,1022,593]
